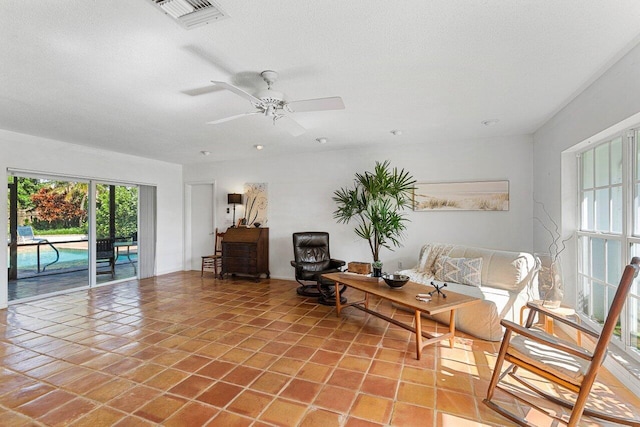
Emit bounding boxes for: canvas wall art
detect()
[243,182,268,226]
[413,180,509,211]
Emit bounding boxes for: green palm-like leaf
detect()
[333,161,416,262]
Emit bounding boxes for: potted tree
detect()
[333,161,416,273]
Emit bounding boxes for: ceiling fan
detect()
[207,70,345,136]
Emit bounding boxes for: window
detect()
[578,130,640,360]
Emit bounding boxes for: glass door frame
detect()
[90,180,140,287]
[7,170,140,300]
[7,171,91,300]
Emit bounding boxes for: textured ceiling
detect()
[1,1,640,165]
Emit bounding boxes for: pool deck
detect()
[8,260,137,301]
[8,235,138,301]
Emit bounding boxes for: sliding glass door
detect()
[95,183,138,284]
[7,175,89,300]
[7,173,140,301]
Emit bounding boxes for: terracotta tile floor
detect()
[1,271,639,426]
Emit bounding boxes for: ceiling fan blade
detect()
[182,85,224,96]
[211,81,262,105]
[286,96,345,113]
[275,115,306,136]
[207,112,260,125]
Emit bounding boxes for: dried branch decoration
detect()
[534,200,570,264]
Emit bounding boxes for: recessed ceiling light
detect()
[481,119,500,126]
[254,144,264,150]
[390,130,403,136]
[316,137,328,144]
[200,150,211,156]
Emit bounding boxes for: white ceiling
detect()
[2,1,640,165]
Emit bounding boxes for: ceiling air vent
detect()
[147,0,228,30]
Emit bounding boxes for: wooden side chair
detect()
[201,228,225,278]
[484,256,640,427]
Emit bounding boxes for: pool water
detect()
[10,248,88,268]
[9,246,138,272]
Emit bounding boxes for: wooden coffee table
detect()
[321,272,481,360]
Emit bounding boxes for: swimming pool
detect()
[9,245,138,271]
[10,247,88,268]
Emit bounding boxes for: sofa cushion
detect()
[401,268,435,284]
[424,281,513,341]
[434,256,483,287]
[448,246,536,293]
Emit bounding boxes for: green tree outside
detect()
[8,177,137,238]
[96,185,138,239]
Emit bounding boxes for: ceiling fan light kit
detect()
[260,70,278,86]
[207,70,344,136]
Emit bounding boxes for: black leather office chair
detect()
[291,232,346,304]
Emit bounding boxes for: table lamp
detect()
[228,193,242,227]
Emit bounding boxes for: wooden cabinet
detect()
[221,227,270,281]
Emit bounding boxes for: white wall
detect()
[184,135,534,280]
[533,42,640,305]
[0,129,184,309]
[533,42,640,395]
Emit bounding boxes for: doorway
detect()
[184,183,216,271]
[7,173,140,301]
[94,183,138,285]
[7,175,90,300]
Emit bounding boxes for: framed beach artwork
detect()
[413,180,509,211]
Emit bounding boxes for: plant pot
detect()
[372,267,382,277]
[535,253,563,308]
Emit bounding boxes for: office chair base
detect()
[296,285,322,297]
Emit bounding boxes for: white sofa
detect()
[398,243,538,341]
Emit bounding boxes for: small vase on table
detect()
[372,261,383,278]
[535,253,564,309]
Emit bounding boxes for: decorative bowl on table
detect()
[382,274,409,288]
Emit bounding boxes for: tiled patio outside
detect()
[1,271,639,426]
[8,260,137,301]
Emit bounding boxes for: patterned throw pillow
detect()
[422,243,454,274]
[434,256,483,287]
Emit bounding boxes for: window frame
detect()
[577,127,640,362]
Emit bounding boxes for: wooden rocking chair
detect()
[484,256,640,426]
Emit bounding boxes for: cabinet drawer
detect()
[224,245,256,258]
[224,259,257,273]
